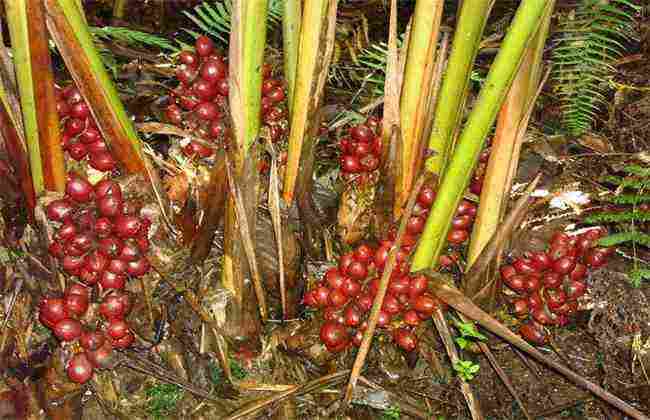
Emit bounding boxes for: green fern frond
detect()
[605,193,650,205]
[90,26,178,52]
[597,231,650,247]
[552,0,639,136]
[630,268,650,287]
[585,210,650,224]
[182,0,283,45]
[622,164,650,177]
[603,175,650,189]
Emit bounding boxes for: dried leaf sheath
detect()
[44,0,145,174]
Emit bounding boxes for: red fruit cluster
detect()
[469,149,490,196]
[166,35,287,159]
[338,117,382,185]
[304,184,448,353]
[39,284,133,383]
[502,228,614,345]
[46,174,151,289]
[56,85,117,172]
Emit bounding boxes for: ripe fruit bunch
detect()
[46,174,151,289]
[56,84,117,173]
[304,184,452,353]
[468,149,490,196]
[39,284,133,384]
[165,35,288,159]
[337,117,382,185]
[502,228,614,345]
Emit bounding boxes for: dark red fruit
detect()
[57,222,77,241]
[48,242,65,259]
[320,321,349,351]
[347,261,368,281]
[531,307,555,325]
[39,298,68,328]
[215,78,229,96]
[66,283,90,297]
[341,277,361,297]
[340,155,362,173]
[195,102,220,121]
[68,142,88,160]
[344,306,361,326]
[504,274,527,294]
[527,291,543,310]
[267,86,285,103]
[357,294,373,312]
[126,258,150,277]
[195,35,214,57]
[47,199,75,222]
[529,252,552,271]
[408,275,428,299]
[99,293,129,320]
[111,331,135,349]
[353,244,374,264]
[80,331,105,351]
[565,280,587,300]
[338,253,355,276]
[451,215,472,230]
[113,215,141,239]
[583,249,607,268]
[179,50,199,67]
[500,265,516,280]
[67,353,94,384]
[313,286,330,307]
[79,268,100,285]
[97,237,123,258]
[66,176,93,203]
[542,272,563,289]
[394,328,417,352]
[417,186,436,207]
[94,217,113,238]
[388,276,410,295]
[350,124,373,142]
[373,245,390,270]
[513,258,537,275]
[553,256,576,275]
[403,310,421,326]
[456,200,477,217]
[447,229,468,245]
[569,263,587,282]
[200,58,226,83]
[512,299,528,317]
[406,216,426,235]
[382,294,402,315]
[302,290,317,307]
[54,318,82,341]
[413,294,437,316]
[65,118,86,136]
[376,310,391,327]
[80,128,102,144]
[87,342,115,369]
[520,322,547,345]
[107,320,129,339]
[62,255,85,276]
[544,288,567,311]
[328,288,349,308]
[89,152,117,172]
[70,232,95,254]
[94,179,122,199]
[524,275,541,293]
[64,294,89,317]
[70,102,90,119]
[99,271,126,290]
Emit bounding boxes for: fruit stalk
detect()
[5,0,66,194]
[44,0,146,174]
[412,0,551,271]
[425,0,494,177]
[395,0,443,217]
[282,0,302,115]
[467,1,553,269]
[282,0,337,204]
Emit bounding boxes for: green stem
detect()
[412,0,551,272]
[6,0,44,194]
[424,0,494,176]
[282,0,301,115]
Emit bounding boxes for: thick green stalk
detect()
[243,0,269,149]
[412,0,550,272]
[425,0,494,176]
[5,0,44,194]
[282,0,301,114]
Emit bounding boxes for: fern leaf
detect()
[630,269,650,287]
[605,193,650,205]
[90,26,178,52]
[597,232,650,247]
[585,210,650,224]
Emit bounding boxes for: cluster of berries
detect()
[56,84,117,173]
[337,118,382,185]
[501,228,613,345]
[165,35,287,159]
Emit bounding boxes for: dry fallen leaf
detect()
[164,172,189,205]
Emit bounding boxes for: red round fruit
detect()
[84,251,108,272]
[67,142,88,160]
[451,215,472,230]
[406,216,426,235]
[66,176,93,203]
[353,142,371,158]
[195,102,220,121]
[500,265,516,280]
[97,237,123,259]
[376,310,391,327]
[48,242,65,259]
[94,217,113,238]
[53,318,82,341]
[340,155,362,173]
[527,291,543,310]
[89,151,117,172]
[344,306,361,326]
[504,274,527,294]
[361,155,380,172]
[393,328,417,352]
[302,290,317,307]
[524,275,541,293]
[87,342,115,369]
[66,283,90,297]
[112,331,135,349]
[403,310,421,326]
[447,229,468,245]
[583,249,608,268]
[357,294,373,312]
[113,215,142,239]
[126,258,150,277]
[548,244,572,261]
[542,272,563,289]
[267,86,285,102]
[57,99,70,116]
[519,322,547,345]
[64,294,89,317]
[62,255,85,275]
[80,128,102,144]
[513,258,537,275]
[322,306,341,322]
[184,142,214,158]
[353,244,374,264]
[106,259,127,275]
[388,276,410,296]
[338,253,355,276]
[544,288,566,311]
[195,35,214,57]
[575,236,594,255]
[215,78,229,96]
[341,277,361,297]
[70,232,95,254]
[324,268,344,289]
[413,294,437,316]
[551,232,571,246]
[382,294,402,315]
[106,320,129,339]
[176,66,198,85]
[57,222,77,241]
[39,298,68,328]
[347,261,368,281]
[200,57,226,83]
[320,321,349,350]
[166,105,183,125]
[99,293,129,320]
[313,286,330,307]
[70,102,90,119]
[373,245,390,270]
[469,178,482,195]
[352,330,364,346]
[80,331,105,351]
[569,263,587,281]
[529,252,552,271]
[94,179,122,200]
[456,200,477,217]
[99,271,126,290]
[67,353,94,384]
[553,256,576,275]
[64,86,83,103]
[179,50,199,67]
[46,199,75,222]
[65,118,86,136]
[417,186,436,207]
[350,124,372,142]
[408,275,428,299]
[79,267,100,285]
[531,307,555,325]
[328,288,349,308]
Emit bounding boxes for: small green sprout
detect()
[453,360,480,381]
[381,405,401,420]
[453,320,487,350]
[146,383,183,420]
